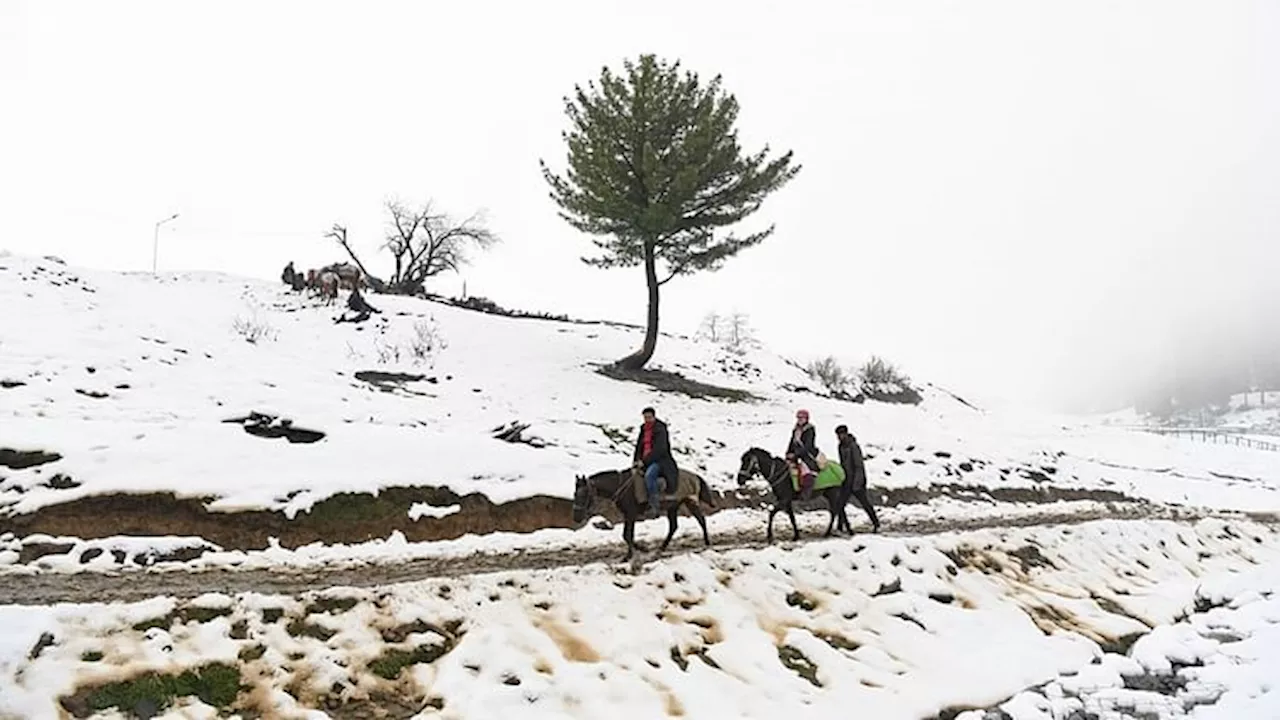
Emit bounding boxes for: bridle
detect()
[738,451,791,494]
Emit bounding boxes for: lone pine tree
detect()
[541,54,800,370]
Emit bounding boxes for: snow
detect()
[2,253,1278,525]
[5,253,1280,718]
[408,503,462,521]
[1,518,1277,719]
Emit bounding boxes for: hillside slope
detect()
[1,251,1278,560]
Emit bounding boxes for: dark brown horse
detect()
[573,467,715,561]
[736,447,852,543]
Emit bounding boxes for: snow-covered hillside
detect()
[2,251,1279,565]
[4,252,1280,720]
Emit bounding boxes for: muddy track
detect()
[5,502,1262,607]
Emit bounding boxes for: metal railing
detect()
[1138,426,1280,452]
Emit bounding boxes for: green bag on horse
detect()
[791,458,845,492]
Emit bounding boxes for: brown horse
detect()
[573,467,715,561]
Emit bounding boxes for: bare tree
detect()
[382,199,499,295]
[697,311,722,343]
[725,311,756,353]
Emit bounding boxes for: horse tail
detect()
[698,477,716,509]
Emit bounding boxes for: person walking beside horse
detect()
[634,407,678,518]
[836,424,880,533]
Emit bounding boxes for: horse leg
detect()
[786,502,800,541]
[766,506,778,544]
[688,502,711,547]
[622,516,636,561]
[659,504,679,551]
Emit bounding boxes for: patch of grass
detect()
[785,591,818,611]
[181,606,233,624]
[305,596,360,615]
[1007,544,1055,573]
[238,644,266,662]
[872,579,902,597]
[260,608,284,624]
[369,643,451,680]
[66,663,241,717]
[131,616,172,632]
[778,646,822,687]
[816,633,860,652]
[286,619,336,642]
[691,648,721,669]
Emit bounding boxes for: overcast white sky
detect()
[3,1,1277,412]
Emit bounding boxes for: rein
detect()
[743,451,792,495]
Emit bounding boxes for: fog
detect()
[3,0,1277,413]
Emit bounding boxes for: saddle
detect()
[631,468,699,505]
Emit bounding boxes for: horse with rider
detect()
[573,405,880,559]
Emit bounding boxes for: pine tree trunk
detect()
[616,246,660,370]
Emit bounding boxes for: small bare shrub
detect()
[806,356,849,393]
[857,355,921,404]
[858,356,910,388]
[231,314,277,345]
[408,318,446,362]
[369,318,446,367]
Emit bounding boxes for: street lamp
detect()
[152,213,180,275]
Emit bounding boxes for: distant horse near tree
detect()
[573,467,715,561]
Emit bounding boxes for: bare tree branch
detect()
[324,224,376,284]
[378,199,501,294]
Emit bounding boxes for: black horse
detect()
[573,467,715,561]
[736,447,852,543]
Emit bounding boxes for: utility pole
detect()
[152,213,180,274]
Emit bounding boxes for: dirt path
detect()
[5,502,1258,606]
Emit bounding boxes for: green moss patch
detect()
[306,596,360,615]
[62,663,241,718]
[286,619,336,642]
[369,643,451,680]
[778,646,822,687]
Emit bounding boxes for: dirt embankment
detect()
[1,481,1146,554]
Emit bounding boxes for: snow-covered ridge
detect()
[1,252,1276,524]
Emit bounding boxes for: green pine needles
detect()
[541,54,800,369]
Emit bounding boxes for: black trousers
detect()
[849,487,879,527]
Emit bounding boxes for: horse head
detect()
[572,474,594,525]
[737,448,769,487]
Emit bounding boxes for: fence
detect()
[1136,426,1280,452]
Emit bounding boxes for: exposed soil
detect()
[1,447,63,470]
[1,480,1146,553]
[1,486,574,550]
[595,364,761,402]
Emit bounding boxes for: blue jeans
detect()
[644,463,662,508]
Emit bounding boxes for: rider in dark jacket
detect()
[634,407,679,517]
